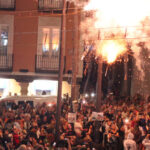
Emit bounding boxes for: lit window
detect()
[52,28,60,52]
[0,25,8,55]
[42,28,50,53]
[42,27,60,56]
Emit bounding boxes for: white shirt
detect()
[124,125,131,139]
[142,138,150,150]
[74,121,83,136]
[124,139,136,150]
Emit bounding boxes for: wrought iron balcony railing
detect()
[0,54,13,71]
[35,54,59,73]
[38,0,63,11]
[0,0,15,10]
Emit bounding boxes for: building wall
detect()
[65,5,83,78]
[13,16,38,72]
[16,0,38,11]
[12,0,38,72]
[0,0,83,96]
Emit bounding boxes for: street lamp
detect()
[55,0,67,142]
[55,0,80,142]
[95,28,102,112]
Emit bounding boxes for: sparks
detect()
[97,39,126,63]
[81,0,150,70]
[84,0,150,28]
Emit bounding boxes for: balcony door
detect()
[36,26,60,72]
[0,25,11,69]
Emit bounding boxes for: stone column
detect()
[75,84,80,100]
[19,82,29,95]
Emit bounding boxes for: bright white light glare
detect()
[0,78,9,98]
[125,118,129,124]
[85,94,89,98]
[33,80,58,90]
[48,103,52,107]
[81,56,84,60]
[32,80,58,96]
[91,93,95,97]
[82,100,86,104]
[0,78,9,88]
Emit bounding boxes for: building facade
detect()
[0,0,83,97]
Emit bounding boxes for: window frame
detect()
[0,0,15,10]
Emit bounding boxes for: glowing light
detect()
[52,29,60,51]
[0,79,21,98]
[85,93,89,98]
[52,43,59,51]
[91,93,95,97]
[31,80,58,96]
[44,43,49,51]
[43,28,50,52]
[82,0,150,73]
[125,118,129,124]
[84,0,150,28]
[97,39,127,63]
[48,103,52,107]
[82,100,86,104]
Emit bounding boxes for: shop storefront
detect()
[0,78,71,98]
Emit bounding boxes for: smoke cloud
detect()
[80,0,150,81]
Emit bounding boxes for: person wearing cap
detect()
[124,132,136,150]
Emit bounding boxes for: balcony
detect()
[35,54,59,73]
[0,0,15,10]
[38,0,63,12]
[0,54,13,71]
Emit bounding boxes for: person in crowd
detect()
[13,127,21,149]
[107,123,119,150]
[124,132,136,150]
[0,93,150,149]
[142,134,150,150]
[74,115,84,138]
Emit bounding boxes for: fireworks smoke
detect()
[80,0,150,81]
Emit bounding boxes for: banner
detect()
[68,113,76,123]
[91,112,104,121]
[97,112,104,121]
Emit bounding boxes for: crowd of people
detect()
[0,94,150,149]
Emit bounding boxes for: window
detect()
[0,0,15,9]
[0,25,8,55]
[38,0,63,10]
[42,27,60,56]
